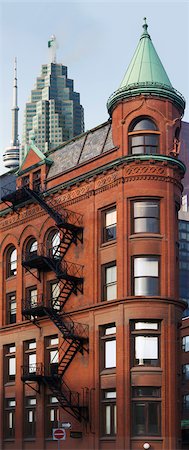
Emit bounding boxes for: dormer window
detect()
[32,170,41,193]
[128,118,160,155]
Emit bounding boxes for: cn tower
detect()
[3,58,20,169]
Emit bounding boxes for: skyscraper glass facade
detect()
[21,63,84,163]
[179,210,189,317]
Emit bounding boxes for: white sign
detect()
[62,422,72,429]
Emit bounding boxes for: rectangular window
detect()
[45,396,59,437]
[32,170,41,193]
[102,263,117,301]
[101,390,116,437]
[131,321,160,367]
[182,336,189,352]
[49,281,60,310]
[4,398,16,439]
[102,207,117,243]
[23,340,36,377]
[4,345,16,382]
[182,364,189,381]
[24,397,36,438]
[100,324,116,370]
[132,200,160,234]
[26,286,38,308]
[22,175,30,188]
[45,336,59,376]
[132,256,160,296]
[183,394,189,412]
[132,387,161,436]
[6,292,16,324]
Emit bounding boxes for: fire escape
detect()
[2,186,89,422]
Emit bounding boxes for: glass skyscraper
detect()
[21,62,84,163]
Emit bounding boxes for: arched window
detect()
[6,247,17,277]
[47,230,60,258]
[24,238,38,262]
[129,118,160,155]
[28,239,38,255]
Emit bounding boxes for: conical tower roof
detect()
[107,19,185,115]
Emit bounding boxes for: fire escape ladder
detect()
[58,340,82,377]
[42,377,87,422]
[23,187,83,242]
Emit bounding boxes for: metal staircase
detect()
[2,185,89,422]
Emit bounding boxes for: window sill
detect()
[100,239,116,248]
[131,366,162,372]
[100,436,116,441]
[24,438,36,441]
[129,233,163,240]
[100,368,116,375]
[131,436,162,441]
[4,381,16,386]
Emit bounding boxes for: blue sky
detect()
[0,0,189,174]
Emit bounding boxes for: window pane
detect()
[9,412,13,429]
[105,405,111,434]
[135,336,158,360]
[148,403,160,434]
[28,341,36,349]
[105,326,116,335]
[114,405,117,434]
[29,354,36,372]
[50,337,59,345]
[134,217,159,233]
[132,119,157,131]
[106,266,117,283]
[50,409,55,421]
[133,403,145,435]
[9,357,16,375]
[50,350,58,364]
[132,136,144,146]
[145,135,158,145]
[133,387,160,397]
[29,240,37,253]
[106,210,117,226]
[134,258,158,277]
[134,202,159,218]
[135,277,159,296]
[105,340,116,368]
[183,336,189,352]
[135,322,158,330]
[132,146,145,154]
[107,284,117,301]
[51,284,60,299]
[105,391,116,399]
[28,410,34,423]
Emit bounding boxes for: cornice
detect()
[0,159,184,231]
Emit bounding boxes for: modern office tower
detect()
[0,20,187,450]
[21,39,84,163]
[3,58,20,169]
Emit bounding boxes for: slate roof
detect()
[47,121,114,179]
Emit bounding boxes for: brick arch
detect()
[0,233,19,257]
[39,216,59,242]
[19,224,39,248]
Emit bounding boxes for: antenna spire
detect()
[3,58,20,168]
[11,56,19,146]
[48,35,57,63]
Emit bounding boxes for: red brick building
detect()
[0,20,187,450]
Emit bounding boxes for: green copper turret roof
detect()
[107,19,185,115]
